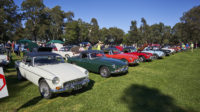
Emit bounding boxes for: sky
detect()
[14,0,200,33]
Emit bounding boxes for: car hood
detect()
[116,53,138,59]
[93,57,126,66]
[37,63,87,82]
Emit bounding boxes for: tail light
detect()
[7,56,9,60]
[53,47,58,51]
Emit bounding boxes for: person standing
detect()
[191,42,194,52]
[14,42,20,56]
[5,41,12,60]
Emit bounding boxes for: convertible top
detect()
[26,52,60,57]
[81,50,104,54]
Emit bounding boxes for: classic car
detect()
[53,46,79,60]
[161,46,176,54]
[142,47,165,59]
[15,52,89,99]
[0,53,9,66]
[103,48,140,64]
[67,50,128,78]
[123,47,154,62]
[151,46,172,56]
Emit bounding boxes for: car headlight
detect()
[52,77,60,85]
[129,58,132,61]
[112,64,116,68]
[85,70,89,75]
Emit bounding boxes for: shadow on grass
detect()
[14,96,42,112]
[121,84,196,112]
[0,75,32,103]
[129,63,140,67]
[111,71,128,77]
[57,79,95,97]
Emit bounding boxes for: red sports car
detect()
[103,48,140,64]
[123,47,154,62]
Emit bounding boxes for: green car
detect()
[68,50,128,78]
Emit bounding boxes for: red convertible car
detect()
[123,47,154,62]
[103,48,140,64]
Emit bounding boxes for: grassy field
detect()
[0,49,200,112]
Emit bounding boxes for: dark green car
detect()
[67,50,128,78]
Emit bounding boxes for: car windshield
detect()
[129,48,137,52]
[34,55,64,66]
[90,52,105,58]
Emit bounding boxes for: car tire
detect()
[153,54,158,59]
[17,68,25,81]
[65,54,70,60]
[139,56,145,62]
[100,66,110,78]
[39,79,53,99]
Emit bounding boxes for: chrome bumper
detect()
[111,66,128,74]
[51,78,90,93]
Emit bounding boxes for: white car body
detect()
[52,47,79,60]
[0,54,9,65]
[161,47,175,53]
[142,47,165,58]
[15,52,89,96]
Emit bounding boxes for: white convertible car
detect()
[15,52,89,99]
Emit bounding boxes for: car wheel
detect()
[121,59,128,64]
[65,54,70,60]
[139,56,145,62]
[17,68,24,81]
[39,79,53,99]
[100,66,110,78]
[153,54,158,59]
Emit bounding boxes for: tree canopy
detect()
[0,1,199,45]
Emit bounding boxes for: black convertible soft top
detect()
[26,52,60,57]
[81,50,104,54]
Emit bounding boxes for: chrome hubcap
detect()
[101,69,107,76]
[40,83,49,97]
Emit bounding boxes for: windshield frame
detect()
[33,55,65,66]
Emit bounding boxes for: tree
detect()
[63,21,80,44]
[21,0,45,41]
[0,0,20,41]
[180,5,200,43]
[126,20,140,45]
[89,18,99,44]
[140,18,150,43]
[108,27,124,44]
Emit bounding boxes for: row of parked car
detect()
[15,44,180,99]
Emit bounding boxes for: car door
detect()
[24,57,40,85]
[75,53,90,70]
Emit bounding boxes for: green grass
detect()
[0,49,200,112]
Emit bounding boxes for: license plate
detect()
[74,84,82,90]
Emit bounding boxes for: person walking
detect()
[191,42,194,52]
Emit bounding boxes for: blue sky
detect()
[14,0,199,32]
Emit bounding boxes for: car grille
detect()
[63,78,86,90]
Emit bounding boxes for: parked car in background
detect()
[103,48,140,64]
[0,52,9,66]
[68,50,128,78]
[142,47,165,59]
[152,46,172,56]
[123,47,154,62]
[15,52,89,99]
[53,46,79,60]
[161,46,176,54]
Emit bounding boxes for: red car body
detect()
[123,47,154,61]
[103,48,140,64]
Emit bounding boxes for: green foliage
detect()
[0,0,20,41]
